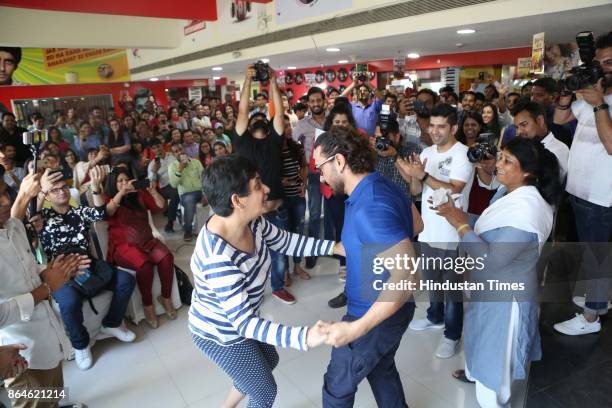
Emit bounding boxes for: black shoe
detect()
[305,256,318,269]
[164,223,175,233]
[183,232,193,242]
[328,292,347,308]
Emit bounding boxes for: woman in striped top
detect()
[190,155,343,408]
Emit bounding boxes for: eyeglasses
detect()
[48,185,69,195]
[314,154,336,172]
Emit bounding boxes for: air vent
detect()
[131,0,496,75]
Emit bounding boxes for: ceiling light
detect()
[164,88,169,92]
[260,58,270,63]
[457,28,476,34]
[456,43,464,47]
[407,53,420,59]
[149,77,159,81]
[338,60,348,64]
[213,76,221,80]
[212,67,223,71]
[326,47,341,52]
[288,66,297,70]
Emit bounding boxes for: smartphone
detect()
[179,154,189,164]
[74,268,92,286]
[132,178,150,190]
[380,104,391,115]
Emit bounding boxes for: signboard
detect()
[188,87,203,102]
[4,47,130,86]
[184,20,207,35]
[531,32,545,74]
[517,57,532,78]
[393,57,406,78]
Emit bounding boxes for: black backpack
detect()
[174,264,194,305]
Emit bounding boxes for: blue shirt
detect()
[342,172,413,317]
[351,99,383,136]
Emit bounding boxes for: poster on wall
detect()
[1,47,130,86]
[531,32,545,74]
[217,0,268,38]
[517,57,532,78]
[275,0,352,25]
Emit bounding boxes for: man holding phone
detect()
[148,139,179,233]
[168,142,204,242]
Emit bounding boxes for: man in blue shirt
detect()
[313,125,416,407]
[340,73,383,136]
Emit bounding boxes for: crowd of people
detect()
[0,30,611,408]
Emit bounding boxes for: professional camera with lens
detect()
[376,112,399,151]
[559,31,605,93]
[378,104,397,134]
[252,61,270,82]
[375,136,392,151]
[467,132,497,163]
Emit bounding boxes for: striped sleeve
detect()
[199,253,309,350]
[258,216,335,258]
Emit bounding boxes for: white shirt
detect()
[191,116,212,131]
[0,218,71,369]
[147,154,176,188]
[419,142,475,249]
[566,94,612,207]
[541,132,569,181]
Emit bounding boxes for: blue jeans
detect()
[324,194,347,267]
[180,191,203,234]
[265,207,288,292]
[307,173,323,239]
[53,266,135,350]
[570,195,612,314]
[322,302,414,407]
[284,196,306,264]
[161,184,180,224]
[422,244,463,341]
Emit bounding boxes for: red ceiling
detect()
[0,0,219,20]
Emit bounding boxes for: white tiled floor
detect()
[55,211,528,408]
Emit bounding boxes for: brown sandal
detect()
[294,264,311,280]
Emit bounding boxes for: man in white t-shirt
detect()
[552,30,612,336]
[513,100,569,180]
[191,103,212,133]
[396,104,474,359]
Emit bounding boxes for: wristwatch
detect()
[593,103,609,113]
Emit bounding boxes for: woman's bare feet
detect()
[294,264,311,280]
[222,386,245,408]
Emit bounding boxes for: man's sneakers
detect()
[74,346,93,370]
[272,289,296,305]
[328,292,347,308]
[435,338,459,359]
[409,318,444,331]
[554,313,601,336]
[101,323,136,342]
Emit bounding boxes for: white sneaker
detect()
[409,318,444,331]
[101,324,136,342]
[572,296,611,314]
[553,313,601,336]
[435,338,459,359]
[74,346,92,370]
[338,265,347,282]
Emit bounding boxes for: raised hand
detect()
[306,320,331,348]
[89,165,107,191]
[41,168,63,194]
[18,173,41,199]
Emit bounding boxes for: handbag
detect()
[175,264,194,306]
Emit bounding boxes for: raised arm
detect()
[259,216,337,258]
[268,68,285,136]
[235,65,256,136]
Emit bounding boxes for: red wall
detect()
[282,47,531,100]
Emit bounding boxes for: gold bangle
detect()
[456,224,470,234]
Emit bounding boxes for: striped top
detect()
[188,216,335,350]
[281,146,303,197]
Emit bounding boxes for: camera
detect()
[378,104,398,134]
[375,136,392,151]
[559,31,605,93]
[252,61,270,82]
[467,132,497,163]
[355,64,368,82]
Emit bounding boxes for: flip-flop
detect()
[452,370,475,384]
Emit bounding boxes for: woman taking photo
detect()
[435,138,561,408]
[105,168,176,328]
[190,155,340,408]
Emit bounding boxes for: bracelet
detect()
[42,282,52,300]
[456,224,470,234]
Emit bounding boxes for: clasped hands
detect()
[306,320,364,349]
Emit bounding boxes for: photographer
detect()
[372,118,412,203]
[168,142,204,242]
[398,89,436,156]
[341,72,383,136]
[38,168,136,371]
[553,30,612,336]
[233,63,296,304]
